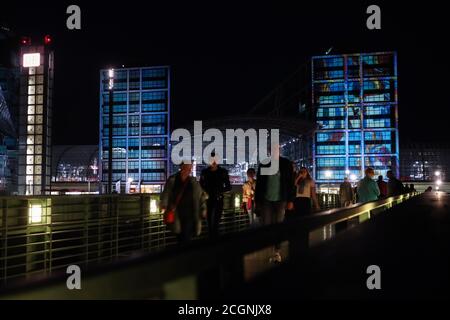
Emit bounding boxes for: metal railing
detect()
[0,192,419,299]
[0,192,341,286]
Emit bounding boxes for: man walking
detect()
[200,152,231,239]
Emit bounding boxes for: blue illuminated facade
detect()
[99,66,170,194]
[312,52,399,184]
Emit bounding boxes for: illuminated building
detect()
[0,27,20,194]
[99,66,170,193]
[312,52,399,185]
[400,142,450,182]
[17,36,53,195]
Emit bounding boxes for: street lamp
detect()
[435,171,441,177]
[107,68,114,194]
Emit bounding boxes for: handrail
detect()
[0,192,420,299]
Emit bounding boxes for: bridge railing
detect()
[0,192,420,299]
[0,191,341,286]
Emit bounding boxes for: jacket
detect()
[255,156,296,203]
[160,174,208,235]
[357,176,380,203]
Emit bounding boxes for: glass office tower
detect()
[312,52,399,186]
[99,66,170,194]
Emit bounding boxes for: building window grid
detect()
[313,53,398,182]
[100,67,170,187]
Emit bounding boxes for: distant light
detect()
[108,69,114,90]
[350,174,357,182]
[44,34,52,45]
[21,36,31,45]
[435,171,441,177]
[324,170,333,179]
[436,180,442,186]
[150,199,158,214]
[345,170,350,175]
[29,204,43,224]
[23,53,40,67]
[128,177,133,183]
[234,195,241,209]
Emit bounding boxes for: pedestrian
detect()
[357,167,380,203]
[339,177,354,207]
[242,168,257,225]
[254,146,295,263]
[387,170,404,196]
[409,184,416,193]
[200,152,232,239]
[377,175,387,199]
[294,167,320,215]
[160,161,208,244]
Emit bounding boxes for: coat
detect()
[160,174,208,235]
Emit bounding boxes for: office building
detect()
[312,52,399,186]
[17,36,54,195]
[0,27,20,194]
[99,66,170,194]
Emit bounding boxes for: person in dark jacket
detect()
[387,170,404,197]
[254,147,295,263]
[200,152,231,239]
[160,162,207,244]
[377,175,388,199]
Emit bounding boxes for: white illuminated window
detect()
[36,75,44,84]
[35,146,42,154]
[29,67,36,75]
[28,106,35,114]
[27,136,35,144]
[28,76,36,85]
[35,166,42,174]
[29,204,43,224]
[28,96,35,104]
[36,135,43,144]
[34,176,42,184]
[23,53,41,68]
[36,95,43,104]
[35,125,43,134]
[35,156,42,164]
[27,146,34,155]
[36,116,43,124]
[27,116,35,124]
[27,156,34,164]
[28,86,35,95]
[36,85,44,94]
[26,175,33,184]
[27,125,35,134]
[36,105,43,114]
[26,166,34,174]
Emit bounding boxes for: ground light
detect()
[29,204,43,224]
[150,199,158,214]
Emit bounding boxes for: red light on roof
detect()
[21,37,31,45]
[44,35,52,45]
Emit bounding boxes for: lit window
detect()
[23,53,41,67]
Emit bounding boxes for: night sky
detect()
[1,1,448,145]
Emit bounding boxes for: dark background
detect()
[1,1,448,144]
